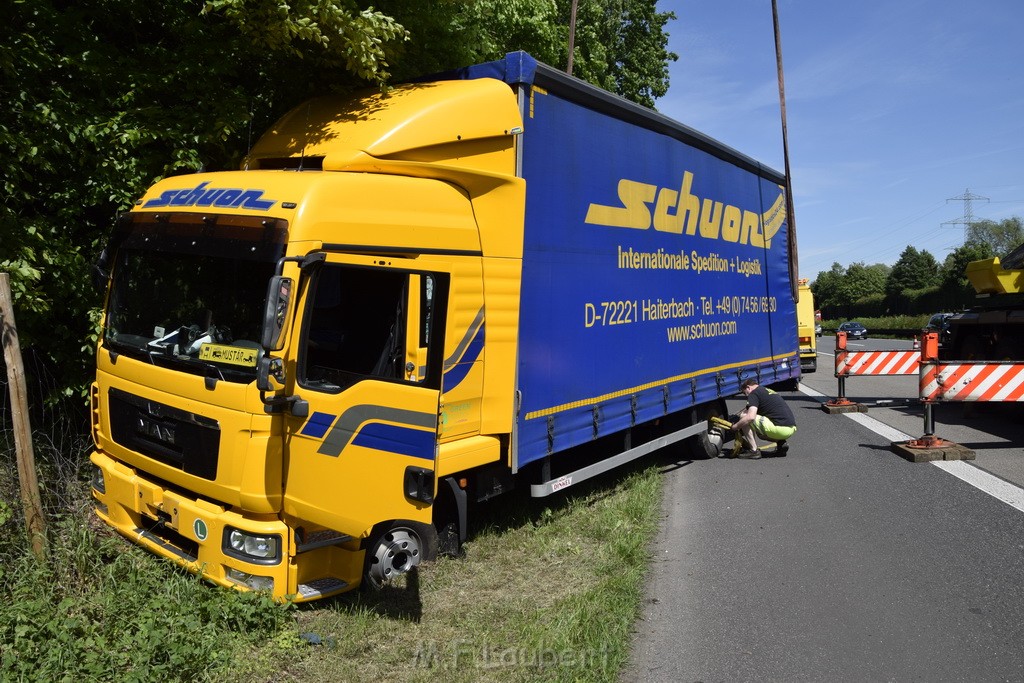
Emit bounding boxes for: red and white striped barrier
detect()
[838,349,919,377]
[921,361,1024,402]
[826,331,1016,457]
[824,331,921,412]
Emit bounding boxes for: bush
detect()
[821,315,931,336]
[0,514,295,682]
[0,372,296,682]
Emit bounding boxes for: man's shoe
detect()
[776,440,789,456]
[736,447,761,459]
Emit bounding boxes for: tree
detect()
[810,263,844,313]
[847,262,889,302]
[885,246,940,299]
[940,242,993,291]
[1,0,677,397]
[558,0,677,107]
[965,217,1024,258]
[371,0,676,107]
[812,261,888,314]
[1,1,414,394]
[938,242,994,310]
[361,0,562,80]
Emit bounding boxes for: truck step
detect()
[297,577,348,600]
[296,529,352,553]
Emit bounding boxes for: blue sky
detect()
[655,0,1024,282]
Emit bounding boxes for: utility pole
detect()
[772,0,798,296]
[567,0,579,76]
[942,188,989,242]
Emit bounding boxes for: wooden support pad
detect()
[890,439,976,463]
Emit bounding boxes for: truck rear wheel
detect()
[685,400,729,460]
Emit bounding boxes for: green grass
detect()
[0,456,665,682]
[0,418,296,683]
[248,463,664,683]
[0,513,295,682]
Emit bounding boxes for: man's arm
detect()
[733,405,758,431]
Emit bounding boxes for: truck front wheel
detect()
[362,520,437,590]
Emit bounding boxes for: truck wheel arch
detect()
[434,476,467,557]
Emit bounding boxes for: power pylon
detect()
[942,188,989,242]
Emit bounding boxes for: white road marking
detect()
[798,384,1024,514]
[845,412,913,443]
[931,461,1024,513]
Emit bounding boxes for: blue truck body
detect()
[454,53,798,470]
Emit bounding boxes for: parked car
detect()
[815,322,822,337]
[837,321,868,339]
[925,312,953,346]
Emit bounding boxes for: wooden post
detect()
[0,273,47,560]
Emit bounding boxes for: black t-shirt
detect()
[746,386,796,427]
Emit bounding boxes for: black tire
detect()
[774,378,800,392]
[685,399,729,460]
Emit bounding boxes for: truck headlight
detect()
[225,568,275,592]
[223,527,281,564]
[91,466,106,494]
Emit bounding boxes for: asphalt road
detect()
[623,337,1024,682]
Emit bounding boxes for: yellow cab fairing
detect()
[245,79,521,179]
[243,78,528,260]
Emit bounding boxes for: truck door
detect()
[282,257,449,537]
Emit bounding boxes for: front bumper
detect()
[799,353,817,371]
[90,450,363,602]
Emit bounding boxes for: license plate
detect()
[198,343,259,367]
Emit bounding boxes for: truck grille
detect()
[108,388,221,480]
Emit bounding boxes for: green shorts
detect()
[753,415,797,441]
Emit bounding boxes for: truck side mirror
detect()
[256,356,285,393]
[257,356,308,417]
[261,276,293,351]
[92,249,110,290]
